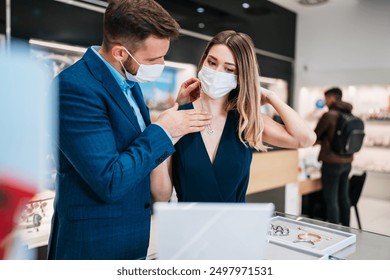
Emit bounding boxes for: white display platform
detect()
[265,240,328,260]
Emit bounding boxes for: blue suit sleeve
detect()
[58,78,175,202]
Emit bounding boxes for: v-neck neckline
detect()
[189,103,229,166]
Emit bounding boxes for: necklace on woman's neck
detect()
[200,99,214,135]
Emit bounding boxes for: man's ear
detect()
[112,45,127,62]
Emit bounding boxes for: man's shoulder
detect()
[327,109,341,116]
[331,101,353,114]
[57,57,86,78]
[58,47,100,75]
[320,109,339,121]
[56,58,100,95]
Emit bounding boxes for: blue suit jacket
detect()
[47,48,175,259]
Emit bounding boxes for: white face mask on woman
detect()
[198,66,237,99]
[120,47,165,83]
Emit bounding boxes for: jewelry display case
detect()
[267,216,356,256]
[17,190,54,249]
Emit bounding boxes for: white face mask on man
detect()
[198,66,237,99]
[120,47,165,83]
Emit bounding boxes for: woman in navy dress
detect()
[151,30,316,203]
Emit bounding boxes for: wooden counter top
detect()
[247,149,299,195]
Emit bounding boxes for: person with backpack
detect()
[314,87,363,226]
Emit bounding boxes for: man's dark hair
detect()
[102,0,180,51]
[324,87,343,100]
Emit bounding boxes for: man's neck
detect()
[99,47,124,75]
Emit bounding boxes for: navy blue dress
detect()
[172,103,253,202]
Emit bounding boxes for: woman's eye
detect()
[207,60,216,66]
[226,68,235,73]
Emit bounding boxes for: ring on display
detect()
[297,233,322,243]
[297,226,332,240]
[268,224,289,236]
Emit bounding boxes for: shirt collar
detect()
[91,46,135,92]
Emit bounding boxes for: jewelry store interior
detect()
[1,0,390,260]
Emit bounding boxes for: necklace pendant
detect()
[207,126,214,135]
[200,99,214,135]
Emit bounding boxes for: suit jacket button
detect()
[144,203,150,209]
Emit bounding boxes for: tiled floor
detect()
[349,196,390,237]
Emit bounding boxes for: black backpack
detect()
[331,112,365,155]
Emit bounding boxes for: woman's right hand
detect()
[176,77,201,106]
[260,87,276,105]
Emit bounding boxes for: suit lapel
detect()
[83,48,141,132]
[103,75,142,132]
[131,84,151,125]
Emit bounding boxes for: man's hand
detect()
[154,103,211,142]
[176,77,201,106]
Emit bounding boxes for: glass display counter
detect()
[15,198,390,260]
[149,210,390,260]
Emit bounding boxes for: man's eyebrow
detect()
[148,55,165,61]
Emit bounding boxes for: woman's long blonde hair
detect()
[198,30,267,151]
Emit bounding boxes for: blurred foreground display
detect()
[0,177,35,259]
[0,47,57,259]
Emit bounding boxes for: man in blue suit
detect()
[48,0,211,260]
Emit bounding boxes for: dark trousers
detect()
[321,163,352,226]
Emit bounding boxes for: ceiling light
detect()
[196,7,205,13]
[297,0,328,5]
[242,3,250,9]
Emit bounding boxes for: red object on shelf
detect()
[0,175,36,259]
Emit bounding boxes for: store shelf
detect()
[365,120,390,124]
[362,145,390,150]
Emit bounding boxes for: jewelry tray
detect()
[267,216,356,256]
[265,240,328,260]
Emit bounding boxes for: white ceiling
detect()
[268,0,367,15]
